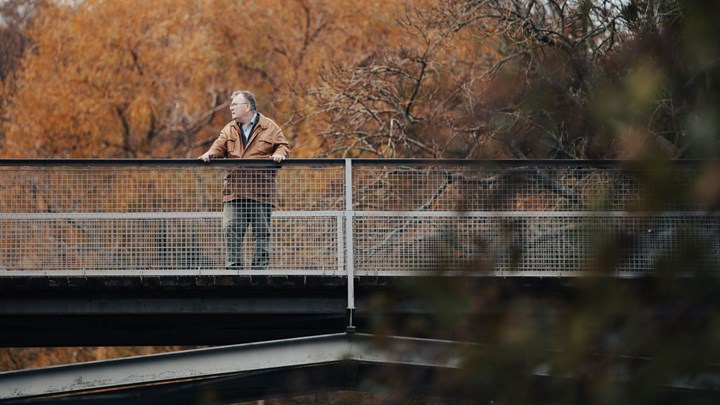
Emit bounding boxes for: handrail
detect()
[0,158,712,167]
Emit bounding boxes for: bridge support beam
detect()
[0,333,462,403]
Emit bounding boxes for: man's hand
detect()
[271,154,286,163]
[198,151,214,162]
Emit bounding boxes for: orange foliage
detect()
[1,0,444,158]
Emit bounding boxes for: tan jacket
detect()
[208,113,290,206]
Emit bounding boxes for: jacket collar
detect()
[233,112,267,131]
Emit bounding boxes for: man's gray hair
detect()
[231,90,257,112]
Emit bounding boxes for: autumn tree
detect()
[0,0,43,147]
[311,5,503,158]
[194,0,440,158]
[313,0,719,160]
[442,0,652,159]
[452,0,694,159]
[1,0,433,159]
[1,0,226,157]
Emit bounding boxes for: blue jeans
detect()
[222,199,271,269]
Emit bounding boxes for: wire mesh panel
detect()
[0,160,716,276]
[351,162,707,212]
[0,161,345,273]
[351,161,718,275]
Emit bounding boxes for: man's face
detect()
[229,95,250,122]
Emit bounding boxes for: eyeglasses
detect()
[229,102,248,109]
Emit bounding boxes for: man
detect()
[199,90,290,270]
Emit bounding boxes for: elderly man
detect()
[199,90,290,270]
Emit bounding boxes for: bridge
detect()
[0,159,718,403]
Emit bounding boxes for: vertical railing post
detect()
[344,158,356,332]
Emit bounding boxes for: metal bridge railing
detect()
[0,159,717,277]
